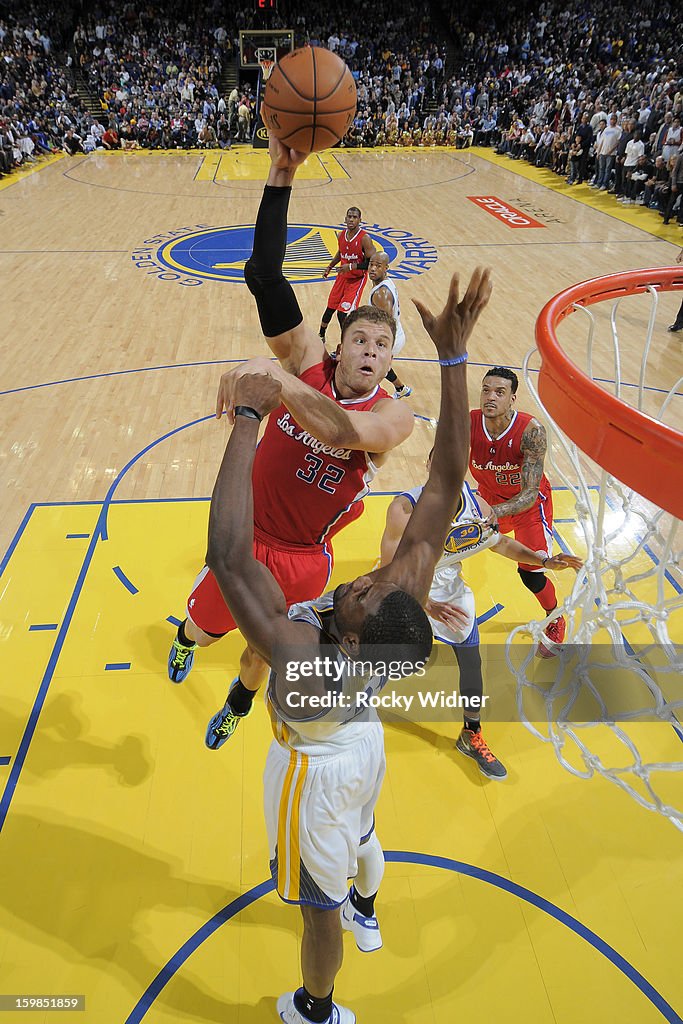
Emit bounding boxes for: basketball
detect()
[262,46,357,153]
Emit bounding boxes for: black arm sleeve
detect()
[243,185,304,338]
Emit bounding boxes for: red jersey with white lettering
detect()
[469,409,551,508]
[337,227,367,278]
[252,357,389,546]
[327,228,369,312]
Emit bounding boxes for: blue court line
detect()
[105,663,131,671]
[28,624,58,632]
[35,497,213,508]
[643,543,683,597]
[477,602,504,626]
[0,504,35,578]
[0,358,245,397]
[123,879,275,1023]
[98,415,214,542]
[552,527,571,555]
[0,758,10,766]
[0,413,216,834]
[113,565,139,595]
[166,615,182,627]
[123,852,681,1024]
[1,357,679,399]
[66,533,90,539]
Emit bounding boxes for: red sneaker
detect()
[536,614,566,659]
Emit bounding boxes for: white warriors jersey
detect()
[370,276,406,355]
[403,482,499,600]
[266,592,388,756]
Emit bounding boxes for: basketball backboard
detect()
[239,30,294,68]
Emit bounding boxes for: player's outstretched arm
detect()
[206,372,317,667]
[492,534,582,570]
[379,495,413,565]
[477,495,583,569]
[375,268,492,603]
[215,355,414,453]
[244,134,326,377]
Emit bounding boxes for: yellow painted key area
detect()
[0,493,680,1024]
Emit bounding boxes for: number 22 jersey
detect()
[468,409,550,508]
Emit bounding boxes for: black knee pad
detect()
[518,567,547,594]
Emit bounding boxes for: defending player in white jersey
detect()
[380,451,582,779]
[368,251,412,399]
[205,260,493,1024]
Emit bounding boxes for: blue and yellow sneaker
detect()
[168,637,197,683]
[205,679,252,750]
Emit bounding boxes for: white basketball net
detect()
[256,48,276,80]
[506,282,683,831]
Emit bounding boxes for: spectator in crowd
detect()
[593,113,622,190]
[62,127,83,154]
[663,149,683,226]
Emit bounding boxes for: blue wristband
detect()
[438,352,468,366]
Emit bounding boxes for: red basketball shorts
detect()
[482,491,554,572]
[186,527,333,636]
[327,272,368,313]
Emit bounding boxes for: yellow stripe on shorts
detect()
[288,753,309,901]
[276,750,309,901]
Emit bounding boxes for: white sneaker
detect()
[277,991,356,1023]
[393,385,413,400]
[340,894,383,952]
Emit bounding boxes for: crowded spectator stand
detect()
[1,0,681,232]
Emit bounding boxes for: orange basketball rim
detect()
[536,267,683,519]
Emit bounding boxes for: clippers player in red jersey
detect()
[469,366,566,656]
[318,207,376,344]
[167,137,414,747]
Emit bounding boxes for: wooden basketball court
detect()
[1,146,681,1024]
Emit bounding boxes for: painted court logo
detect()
[467,196,545,229]
[132,224,437,286]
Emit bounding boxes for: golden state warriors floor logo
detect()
[131,224,437,286]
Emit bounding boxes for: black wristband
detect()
[234,405,263,422]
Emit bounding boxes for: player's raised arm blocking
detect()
[205,373,319,671]
[372,267,492,604]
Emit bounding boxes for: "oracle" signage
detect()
[467,196,545,229]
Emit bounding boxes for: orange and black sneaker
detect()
[537,614,567,659]
[456,728,507,780]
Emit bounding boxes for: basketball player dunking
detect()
[469,367,566,656]
[319,207,376,342]
[368,251,412,399]
[167,137,414,747]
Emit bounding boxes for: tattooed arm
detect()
[490,419,547,519]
